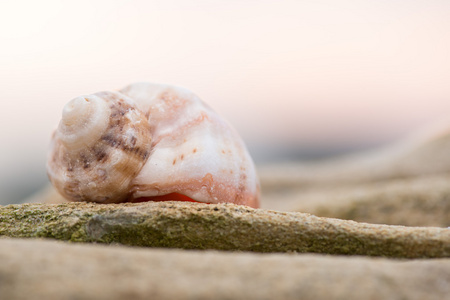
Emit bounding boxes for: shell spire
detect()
[47,92,151,203]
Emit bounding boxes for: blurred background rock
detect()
[1,0,450,205]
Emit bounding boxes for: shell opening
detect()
[57,95,111,150]
[131,193,206,203]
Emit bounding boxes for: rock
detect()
[259,122,450,190]
[262,174,450,227]
[259,124,450,227]
[0,202,449,258]
[0,237,449,300]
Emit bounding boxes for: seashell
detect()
[46,82,260,208]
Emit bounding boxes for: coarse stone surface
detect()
[0,238,449,300]
[0,202,449,258]
[262,174,450,227]
[258,126,450,227]
[259,124,450,190]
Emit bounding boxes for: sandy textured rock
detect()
[258,125,450,227]
[259,123,450,190]
[0,238,449,300]
[262,174,450,227]
[0,202,449,258]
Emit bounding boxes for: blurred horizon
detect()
[1,0,449,204]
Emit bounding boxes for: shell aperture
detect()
[47,83,260,208]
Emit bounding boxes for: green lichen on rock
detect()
[1,202,449,258]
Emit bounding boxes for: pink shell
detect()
[47,82,260,208]
[120,83,260,208]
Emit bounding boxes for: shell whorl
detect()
[47,91,152,203]
[57,95,111,150]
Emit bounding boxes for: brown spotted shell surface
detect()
[47,83,260,208]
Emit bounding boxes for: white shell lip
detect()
[57,95,111,151]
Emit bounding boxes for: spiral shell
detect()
[47,83,260,208]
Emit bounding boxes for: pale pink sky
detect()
[1,0,450,201]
